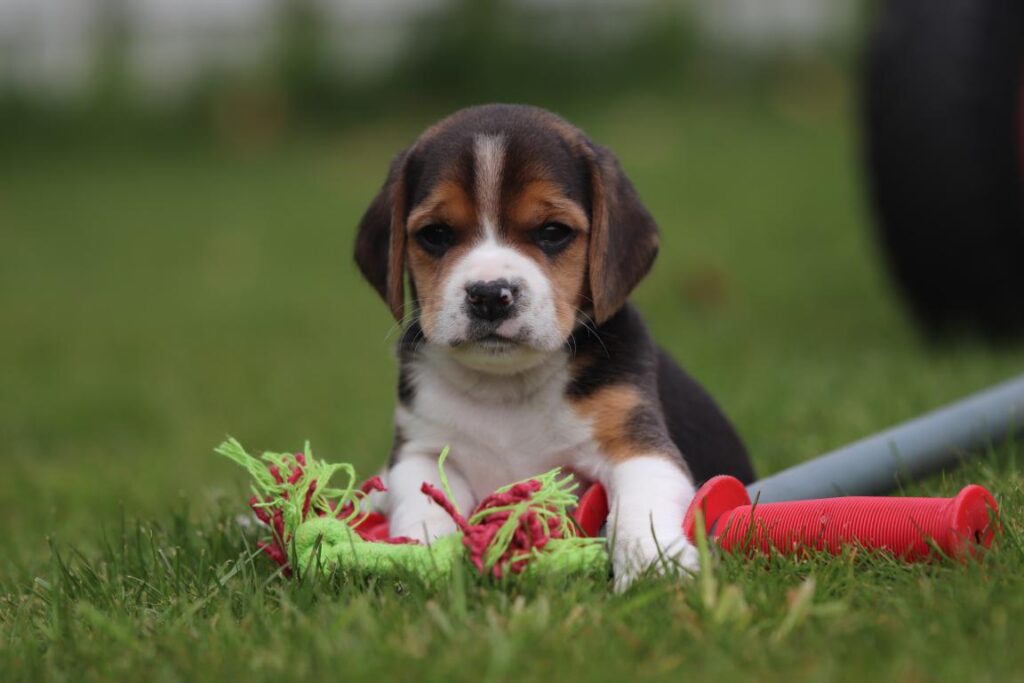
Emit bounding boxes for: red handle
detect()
[573,477,999,560]
[682,475,999,560]
[574,482,610,537]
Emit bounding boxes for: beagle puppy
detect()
[354,104,754,588]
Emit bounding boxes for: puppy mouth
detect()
[448,332,518,351]
[474,333,519,349]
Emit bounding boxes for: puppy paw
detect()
[388,506,458,545]
[612,534,700,593]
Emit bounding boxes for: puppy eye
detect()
[415,224,455,255]
[534,222,575,253]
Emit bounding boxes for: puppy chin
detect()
[447,342,549,375]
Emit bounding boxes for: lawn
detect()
[2,92,1024,682]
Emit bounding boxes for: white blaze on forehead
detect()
[473,134,506,240]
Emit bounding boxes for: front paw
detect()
[388,506,458,545]
[612,533,700,592]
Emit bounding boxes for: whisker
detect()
[574,307,610,358]
[381,296,446,343]
[382,309,420,343]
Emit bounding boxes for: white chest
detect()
[394,354,598,500]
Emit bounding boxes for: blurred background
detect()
[2,0,1022,566]
[0,0,858,136]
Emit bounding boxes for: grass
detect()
[2,89,1024,681]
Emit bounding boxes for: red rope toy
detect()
[422,479,569,578]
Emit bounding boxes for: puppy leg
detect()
[607,456,699,592]
[386,450,475,544]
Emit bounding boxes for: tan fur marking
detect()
[571,385,649,461]
[408,242,472,338]
[586,157,613,323]
[549,239,588,336]
[405,178,480,337]
[507,180,589,230]
[503,179,590,337]
[385,171,408,320]
[407,179,477,232]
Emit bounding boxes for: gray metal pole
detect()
[747,374,1024,503]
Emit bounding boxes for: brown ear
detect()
[354,151,409,320]
[586,144,660,323]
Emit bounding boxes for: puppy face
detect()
[355,105,659,372]
[405,130,591,361]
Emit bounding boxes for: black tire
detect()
[864,0,1024,339]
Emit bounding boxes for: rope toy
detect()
[216,438,607,581]
[218,435,1000,583]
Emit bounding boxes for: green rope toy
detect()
[216,438,608,582]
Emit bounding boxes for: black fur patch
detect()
[625,404,677,453]
[388,426,407,468]
[406,137,476,213]
[566,305,656,399]
[399,320,426,352]
[567,303,754,484]
[397,363,415,406]
[396,320,424,406]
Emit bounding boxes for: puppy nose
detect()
[465,279,519,321]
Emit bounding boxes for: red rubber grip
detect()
[574,482,610,537]
[682,475,999,560]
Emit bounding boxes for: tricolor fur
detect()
[354,104,754,589]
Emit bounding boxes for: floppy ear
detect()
[354,151,410,320]
[586,144,660,324]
